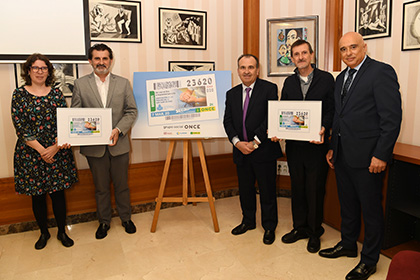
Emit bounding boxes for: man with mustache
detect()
[272,40,335,253]
[223,54,282,244]
[72,43,138,239]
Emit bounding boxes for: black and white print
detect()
[168,61,215,72]
[356,0,392,40]
[159,8,207,50]
[402,0,420,51]
[89,0,141,43]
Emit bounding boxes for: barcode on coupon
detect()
[165,113,201,121]
[153,81,181,90]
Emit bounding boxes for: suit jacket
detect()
[281,67,335,143]
[330,56,402,168]
[71,73,138,157]
[223,78,282,165]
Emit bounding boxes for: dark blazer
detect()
[223,78,282,165]
[72,73,138,158]
[281,67,335,141]
[330,56,402,168]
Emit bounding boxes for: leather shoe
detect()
[345,262,376,280]
[95,223,110,239]
[263,230,275,245]
[307,236,320,253]
[231,223,256,235]
[281,229,308,244]
[35,232,50,250]
[122,220,136,234]
[57,232,74,247]
[319,244,357,258]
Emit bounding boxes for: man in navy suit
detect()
[319,32,402,280]
[223,54,282,245]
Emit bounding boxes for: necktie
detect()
[242,87,251,141]
[341,68,356,104]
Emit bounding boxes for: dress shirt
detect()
[94,73,110,108]
[232,82,261,146]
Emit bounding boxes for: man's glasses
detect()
[31,66,49,73]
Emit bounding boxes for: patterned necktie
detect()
[242,87,251,141]
[341,68,356,104]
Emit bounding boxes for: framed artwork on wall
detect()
[159,7,207,50]
[267,16,318,76]
[356,0,392,40]
[89,0,142,43]
[15,64,79,97]
[402,0,420,51]
[168,61,215,71]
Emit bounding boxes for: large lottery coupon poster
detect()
[132,71,231,139]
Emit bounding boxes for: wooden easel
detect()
[150,139,220,232]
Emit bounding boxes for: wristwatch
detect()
[252,140,259,149]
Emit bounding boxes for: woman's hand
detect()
[40,144,59,163]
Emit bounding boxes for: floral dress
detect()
[11,86,78,196]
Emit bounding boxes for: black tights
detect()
[31,191,67,235]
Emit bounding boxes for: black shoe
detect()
[35,232,51,250]
[318,243,357,258]
[95,223,110,239]
[307,236,321,253]
[281,229,309,244]
[345,262,376,280]
[57,232,74,247]
[263,230,276,245]
[122,220,136,234]
[231,223,256,235]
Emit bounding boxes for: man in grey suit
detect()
[72,44,138,239]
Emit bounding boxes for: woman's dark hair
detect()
[21,53,55,86]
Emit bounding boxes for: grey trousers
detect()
[87,149,131,225]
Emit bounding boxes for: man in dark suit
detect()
[274,40,334,253]
[223,54,282,245]
[319,32,402,280]
[72,44,138,239]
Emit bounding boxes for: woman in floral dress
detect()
[11,53,78,250]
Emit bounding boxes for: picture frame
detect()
[355,0,392,40]
[267,16,318,77]
[402,0,420,51]
[159,7,207,50]
[89,0,142,43]
[57,108,112,146]
[168,61,215,72]
[15,63,79,97]
[268,100,322,142]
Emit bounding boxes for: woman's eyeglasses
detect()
[31,66,49,73]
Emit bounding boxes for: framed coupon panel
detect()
[268,100,322,141]
[57,108,112,146]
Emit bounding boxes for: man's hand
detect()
[109,128,120,146]
[310,126,325,144]
[369,156,387,173]
[326,149,334,169]
[235,141,254,155]
[271,136,281,142]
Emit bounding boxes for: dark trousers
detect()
[32,190,67,234]
[286,141,328,237]
[335,141,385,266]
[87,149,131,225]
[236,157,278,231]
